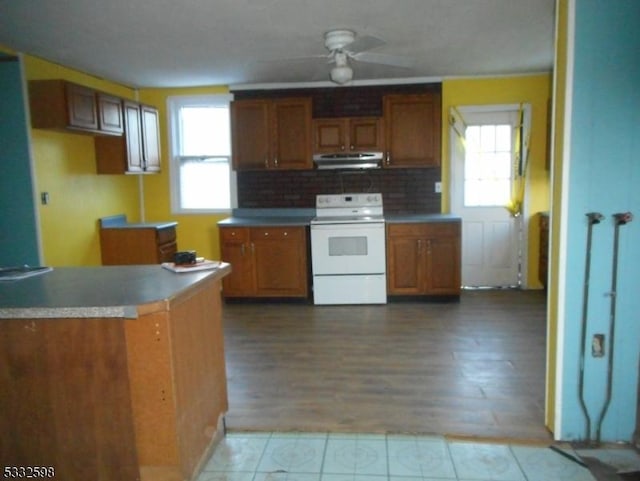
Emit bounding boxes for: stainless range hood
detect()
[313,152,383,170]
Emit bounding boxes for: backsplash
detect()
[237,168,442,214]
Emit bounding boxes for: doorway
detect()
[450,105,528,288]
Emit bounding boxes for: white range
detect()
[310,193,387,305]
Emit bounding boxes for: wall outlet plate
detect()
[435,181,442,193]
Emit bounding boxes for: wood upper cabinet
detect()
[95,101,161,174]
[219,225,309,297]
[386,222,460,296]
[97,92,125,134]
[231,98,312,170]
[313,117,383,153]
[383,93,441,167]
[29,80,123,135]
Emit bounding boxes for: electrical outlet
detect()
[435,181,442,193]
[592,334,605,357]
[40,192,50,205]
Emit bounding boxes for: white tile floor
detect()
[196,432,640,481]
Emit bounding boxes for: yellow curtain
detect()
[505,103,532,217]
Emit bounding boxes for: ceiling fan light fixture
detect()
[330,64,353,84]
[330,50,352,84]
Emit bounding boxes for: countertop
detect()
[0,264,230,320]
[218,208,460,226]
[99,214,177,230]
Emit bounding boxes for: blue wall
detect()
[0,56,40,266]
[560,0,640,441]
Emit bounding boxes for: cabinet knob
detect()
[350,145,354,150]
[284,231,288,236]
[385,152,391,165]
[264,157,269,168]
[264,232,269,236]
[274,157,278,167]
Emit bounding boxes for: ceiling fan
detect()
[320,29,415,85]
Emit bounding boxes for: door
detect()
[450,106,522,287]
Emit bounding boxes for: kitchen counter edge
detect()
[0,264,230,320]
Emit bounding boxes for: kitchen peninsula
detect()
[0,264,230,481]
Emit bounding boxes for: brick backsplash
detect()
[237,167,442,214]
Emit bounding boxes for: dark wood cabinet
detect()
[383,93,441,167]
[220,225,309,297]
[313,117,383,153]
[29,80,123,136]
[231,98,312,170]
[97,92,125,134]
[95,101,161,174]
[387,222,460,296]
[100,225,177,265]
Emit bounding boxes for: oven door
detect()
[310,222,386,275]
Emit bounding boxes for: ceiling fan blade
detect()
[352,51,415,69]
[344,35,385,54]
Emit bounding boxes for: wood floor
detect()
[221,289,552,442]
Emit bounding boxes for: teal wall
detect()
[560,0,640,441]
[0,56,40,266]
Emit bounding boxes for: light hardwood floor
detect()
[222,289,552,442]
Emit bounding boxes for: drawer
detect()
[250,226,304,241]
[158,241,177,262]
[387,222,460,238]
[156,226,176,244]
[220,227,249,242]
[423,222,460,238]
[387,223,427,237]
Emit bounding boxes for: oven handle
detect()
[310,223,385,230]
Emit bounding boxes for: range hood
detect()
[313,152,383,170]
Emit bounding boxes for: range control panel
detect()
[315,193,383,209]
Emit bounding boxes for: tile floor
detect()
[197,432,640,481]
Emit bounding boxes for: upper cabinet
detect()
[383,93,441,168]
[231,98,312,170]
[95,101,161,174]
[29,80,123,136]
[313,117,383,153]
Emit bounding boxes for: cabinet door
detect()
[123,101,144,172]
[313,118,348,153]
[97,94,124,135]
[386,230,424,295]
[251,227,308,297]
[349,117,383,151]
[383,93,441,167]
[66,83,99,131]
[141,105,161,172]
[424,223,461,295]
[220,228,254,296]
[425,236,461,294]
[231,100,271,170]
[271,98,312,169]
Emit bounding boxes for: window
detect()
[463,123,514,207]
[167,94,235,213]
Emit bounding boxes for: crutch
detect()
[578,212,604,445]
[594,212,633,445]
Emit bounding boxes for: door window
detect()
[464,124,513,207]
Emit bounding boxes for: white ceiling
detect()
[0,0,556,89]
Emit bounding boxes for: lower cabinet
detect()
[100,225,177,265]
[220,225,309,298]
[386,222,461,296]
